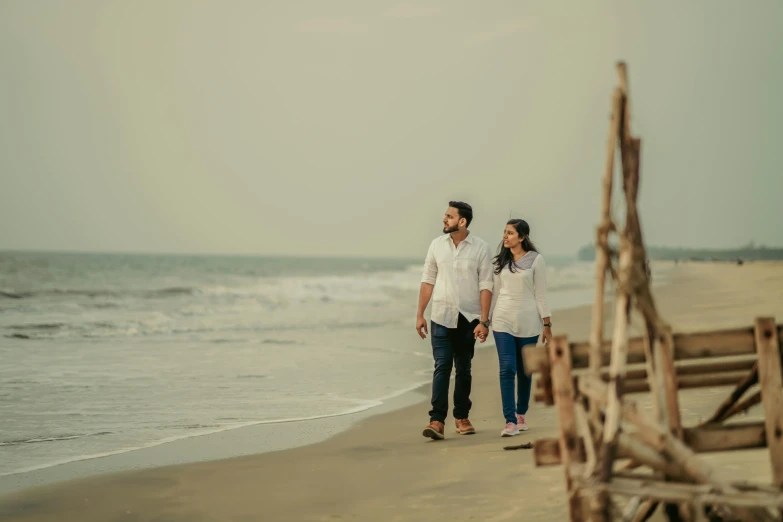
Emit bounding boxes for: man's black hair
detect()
[448,201,473,227]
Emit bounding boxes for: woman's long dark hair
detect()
[493,219,538,274]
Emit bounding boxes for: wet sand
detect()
[1,261,781,522]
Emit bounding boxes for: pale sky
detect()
[2,1,782,258]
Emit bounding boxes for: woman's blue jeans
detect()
[492,331,539,424]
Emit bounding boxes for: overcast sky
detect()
[2,1,781,258]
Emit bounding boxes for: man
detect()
[416,201,493,440]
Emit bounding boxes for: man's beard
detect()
[443,225,459,234]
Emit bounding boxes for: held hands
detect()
[415,316,490,343]
[474,323,489,343]
[415,315,428,339]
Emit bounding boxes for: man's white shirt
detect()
[421,233,494,328]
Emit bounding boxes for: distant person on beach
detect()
[415,201,494,440]
[489,219,552,437]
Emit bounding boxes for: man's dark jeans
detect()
[429,314,478,423]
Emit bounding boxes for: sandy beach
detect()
[1,261,782,522]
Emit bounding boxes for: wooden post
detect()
[599,63,638,494]
[597,136,640,492]
[641,325,663,427]
[549,335,585,521]
[657,329,689,522]
[589,86,623,426]
[658,328,683,439]
[755,317,783,487]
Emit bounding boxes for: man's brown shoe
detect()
[455,418,476,435]
[422,420,445,440]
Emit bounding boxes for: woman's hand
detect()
[542,325,553,344]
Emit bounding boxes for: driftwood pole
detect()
[589,86,623,426]
[597,65,639,520]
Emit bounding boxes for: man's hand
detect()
[416,316,428,339]
[474,323,489,343]
[542,326,553,344]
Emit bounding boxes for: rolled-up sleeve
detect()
[421,241,438,285]
[490,270,501,318]
[478,243,494,292]
[533,255,551,319]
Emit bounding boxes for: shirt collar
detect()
[448,232,473,248]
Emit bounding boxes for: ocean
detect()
[0,250,654,477]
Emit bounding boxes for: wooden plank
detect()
[621,371,752,394]
[534,359,756,391]
[536,422,767,468]
[534,371,756,403]
[549,334,584,521]
[628,358,755,379]
[755,317,783,487]
[683,422,766,453]
[522,326,781,375]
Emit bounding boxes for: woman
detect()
[488,219,552,437]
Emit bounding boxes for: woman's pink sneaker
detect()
[516,414,529,431]
[501,422,520,437]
